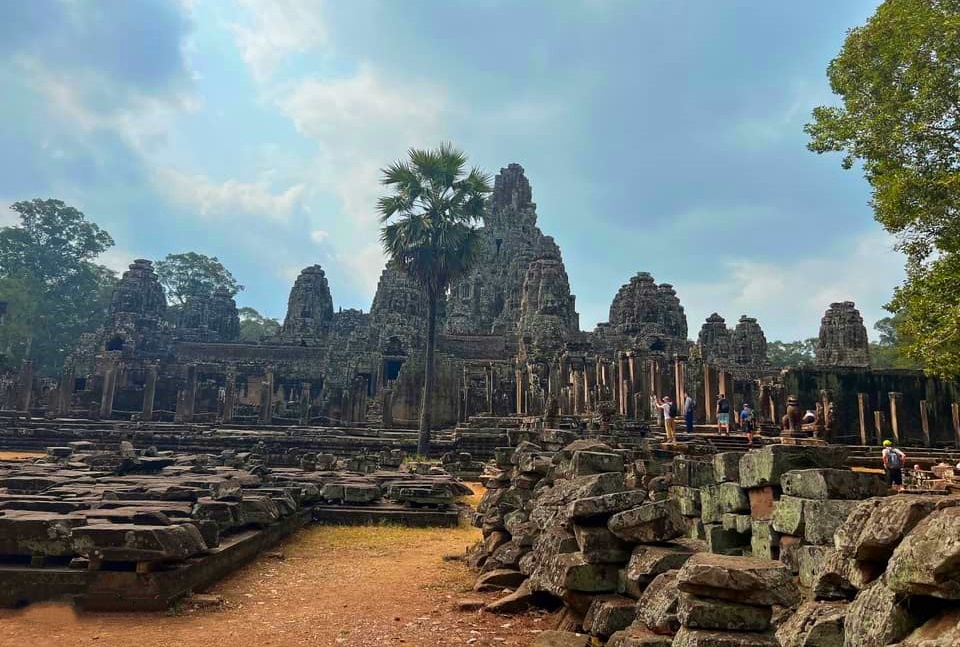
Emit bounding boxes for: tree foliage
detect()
[806,0,960,377]
[766,339,817,368]
[0,200,117,374]
[869,314,924,369]
[378,143,492,454]
[155,252,243,305]
[238,306,281,342]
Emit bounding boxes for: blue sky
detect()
[0,0,899,341]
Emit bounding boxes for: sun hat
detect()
[883,440,892,447]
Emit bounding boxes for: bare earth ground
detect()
[0,487,549,647]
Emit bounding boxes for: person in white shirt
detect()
[654,395,676,442]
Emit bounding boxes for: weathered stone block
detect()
[573,524,630,564]
[474,568,526,591]
[834,495,960,563]
[0,512,85,556]
[771,496,806,536]
[607,626,673,647]
[778,535,805,574]
[240,495,281,526]
[619,544,694,599]
[717,483,750,514]
[674,457,717,488]
[721,514,752,535]
[781,469,887,501]
[713,452,745,484]
[739,446,847,489]
[844,580,930,647]
[750,521,780,561]
[608,500,685,543]
[809,549,881,601]
[671,627,778,647]
[531,630,589,647]
[700,485,721,524]
[567,489,648,523]
[886,506,960,599]
[797,545,834,589]
[803,499,858,546]
[571,451,625,477]
[635,570,681,635]
[72,523,207,562]
[584,594,637,638]
[677,553,800,607]
[678,592,772,632]
[775,601,846,647]
[671,486,702,517]
[555,552,620,593]
[748,486,780,521]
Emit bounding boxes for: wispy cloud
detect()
[153,167,306,220]
[231,0,328,82]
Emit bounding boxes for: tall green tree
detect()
[0,199,117,374]
[766,339,817,368]
[155,252,243,305]
[378,144,491,455]
[238,306,281,342]
[805,0,960,376]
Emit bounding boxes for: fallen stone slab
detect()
[803,499,859,546]
[671,626,778,647]
[678,592,772,632]
[844,580,932,647]
[634,569,681,635]
[484,580,538,615]
[721,513,752,535]
[619,543,694,598]
[700,485,722,524]
[608,500,685,543]
[240,495,281,527]
[775,601,846,647]
[714,452,745,484]
[71,522,207,563]
[885,506,960,599]
[717,483,749,514]
[571,451,625,477]
[677,553,800,607]
[893,607,960,647]
[584,594,637,638]
[573,524,630,564]
[739,446,847,489]
[809,548,882,601]
[834,495,960,563]
[567,489,648,522]
[606,626,673,647]
[771,495,807,536]
[674,457,717,488]
[750,521,780,561]
[474,568,526,592]
[0,511,86,557]
[704,523,750,556]
[781,469,887,500]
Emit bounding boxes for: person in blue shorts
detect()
[716,393,730,436]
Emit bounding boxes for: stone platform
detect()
[312,503,460,528]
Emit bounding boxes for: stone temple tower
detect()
[278,265,335,345]
[815,301,871,368]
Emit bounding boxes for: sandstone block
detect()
[739,446,847,489]
[748,486,779,521]
[677,553,800,607]
[704,524,750,556]
[556,552,620,593]
[485,580,537,614]
[635,569,681,635]
[700,485,721,524]
[606,626,673,647]
[619,544,694,599]
[531,630,589,647]
[713,452,745,483]
[671,486,702,517]
[781,469,887,500]
[573,524,630,564]
[885,506,960,599]
[678,592,772,632]
[0,512,85,556]
[721,514,752,535]
[608,500,685,543]
[567,489,648,523]
[571,451,624,477]
[775,601,846,647]
[71,523,207,562]
[771,496,807,536]
[584,594,637,637]
[474,568,526,591]
[671,627,778,647]
[717,483,749,514]
[674,457,717,488]
[797,545,834,589]
[844,580,929,647]
[750,521,780,561]
[803,499,858,546]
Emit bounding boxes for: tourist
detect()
[716,393,731,436]
[740,403,756,446]
[683,390,696,435]
[882,439,906,491]
[654,395,676,442]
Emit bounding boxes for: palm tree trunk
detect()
[418,291,438,457]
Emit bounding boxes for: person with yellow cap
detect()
[882,439,906,491]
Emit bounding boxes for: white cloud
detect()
[97,247,142,274]
[337,243,386,298]
[310,230,329,244]
[679,230,905,342]
[232,0,328,82]
[153,167,306,220]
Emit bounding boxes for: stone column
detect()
[874,410,886,444]
[674,355,686,409]
[953,403,960,447]
[99,361,117,420]
[57,366,76,417]
[300,382,312,425]
[819,390,833,442]
[888,392,903,443]
[572,368,582,415]
[618,354,628,416]
[175,364,198,423]
[582,365,591,413]
[515,366,523,415]
[485,365,493,414]
[259,369,274,424]
[221,369,236,424]
[141,363,158,422]
[16,359,34,412]
[703,365,716,425]
[758,385,771,426]
[919,400,931,448]
[857,393,870,445]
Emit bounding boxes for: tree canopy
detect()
[155,252,243,305]
[0,200,117,374]
[378,143,491,455]
[766,339,817,368]
[238,306,281,342]
[806,0,960,377]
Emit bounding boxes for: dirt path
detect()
[0,523,548,647]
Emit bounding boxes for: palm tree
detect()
[378,143,492,456]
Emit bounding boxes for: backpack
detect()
[669,402,678,418]
[886,448,904,469]
[718,399,730,414]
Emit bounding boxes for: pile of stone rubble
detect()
[468,439,960,647]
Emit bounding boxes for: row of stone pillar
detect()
[856,392,960,447]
